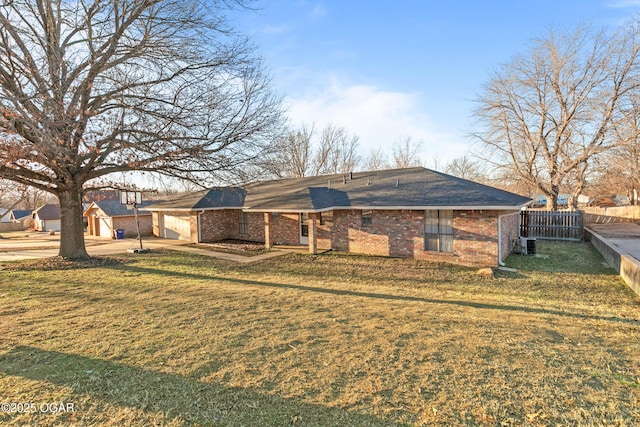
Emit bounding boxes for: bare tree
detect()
[598,97,640,204]
[0,0,283,258]
[262,123,360,178]
[391,137,423,168]
[445,156,487,182]
[364,147,390,171]
[313,124,360,175]
[473,24,640,210]
[260,123,314,178]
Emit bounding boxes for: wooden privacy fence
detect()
[519,210,584,241]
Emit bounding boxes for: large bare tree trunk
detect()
[58,188,89,259]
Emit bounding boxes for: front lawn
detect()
[0,241,638,426]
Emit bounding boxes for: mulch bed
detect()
[1,256,128,271]
[199,239,266,252]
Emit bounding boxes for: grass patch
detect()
[0,241,639,426]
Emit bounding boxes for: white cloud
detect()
[284,78,469,166]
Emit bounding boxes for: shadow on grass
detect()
[0,346,392,426]
[114,264,639,326]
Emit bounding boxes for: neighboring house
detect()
[32,204,61,232]
[147,167,531,267]
[84,199,153,238]
[533,194,591,208]
[0,208,9,223]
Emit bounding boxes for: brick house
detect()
[147,167,531,267]
[84,199,153,238]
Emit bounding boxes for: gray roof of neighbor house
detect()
[146,167,532,212]
[33,204,60,220]
[84,199,152,217]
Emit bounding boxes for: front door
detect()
[299,213,309,245]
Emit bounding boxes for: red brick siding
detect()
[199,210,265,243]
[270,213,301,245]
[199,210,234,242]
[331,209,424,257]
[316,212,333,250]
[330,209,512,267]
[498,212,519,262]
[452,210,499,267]
[229,211,265,242]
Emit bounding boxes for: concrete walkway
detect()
[0,234,294,263]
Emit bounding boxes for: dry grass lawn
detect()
[0,241,639,426]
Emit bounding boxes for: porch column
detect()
[264,212,273,249]
[308,213,319,254]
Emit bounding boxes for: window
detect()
[361,210,372,227]
[424,210,453,252]
[239,211,249,235]
[300,213,309,237]
[320,211,333,226]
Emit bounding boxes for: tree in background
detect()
[0,0,283,258]
[473,24,640,210]
[391,137,424,168]
[593,97,640,204]
[263,123,360,178]
[364,147,390,171]
[0,180,54,212]
[314,124,360,176]
[444,156,486,182]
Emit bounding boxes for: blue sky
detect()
[229,1,640,166]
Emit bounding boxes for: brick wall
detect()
[316,212,333,250]
[453,210,499,267]
[270,213,301,245]
[331,209,508,267]
[229,211,265,242]
[331,209,424,257]
[498,212,519,262]
[199,210,234,242]
[199,210,265,243]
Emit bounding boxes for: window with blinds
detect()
[424,210,453,252]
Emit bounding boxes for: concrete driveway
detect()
[0,233,190,262]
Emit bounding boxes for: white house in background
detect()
[32,204,61,232]
[0,208,11,223]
